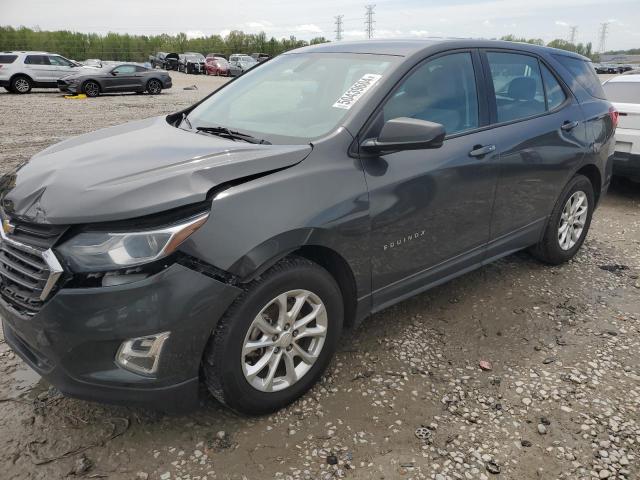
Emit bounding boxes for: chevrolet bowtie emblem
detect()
[2,218,15,235]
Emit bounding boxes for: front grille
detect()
[0,218,66,316]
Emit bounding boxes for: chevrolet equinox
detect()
[0,40,616,414]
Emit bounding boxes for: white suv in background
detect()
[0,51,82,94]
[603,74,640,182]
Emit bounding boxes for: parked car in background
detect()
[57,62,172,97]
[0,39,616,415]
[179,53,205,74]
[251,53,270,63]
[205,56,230,76]
[229,54,258,76]
[163,53,180,71]
[149,52,168,69]
[0,51,84,93]
[603,74,640,182]
[207,52,227,60]
[81,59,102,68]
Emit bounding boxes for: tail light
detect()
[609,106,619,128]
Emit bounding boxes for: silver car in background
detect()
[0,51,83,93]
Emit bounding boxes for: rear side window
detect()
[486,52,546,123]
[0,55,17,64]
[552,55,606,99]
[541,64,567,110]
[24,55,50,65]
[383,52,479,135]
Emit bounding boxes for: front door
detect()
[361,50,499,309]
[46,55,75,82]
[104,65,139,91]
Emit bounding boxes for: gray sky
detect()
[3,0,639,51]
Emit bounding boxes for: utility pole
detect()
[598,22,609,53]
[569,25,577,44]
[365,4,376,39]
[334,15,344,41]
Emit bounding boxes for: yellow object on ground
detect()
[64,94,87,99]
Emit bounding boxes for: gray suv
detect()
[0,51,82,93]
[0,40,616,415]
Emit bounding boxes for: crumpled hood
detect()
[2,116,312,224]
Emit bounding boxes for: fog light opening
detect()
[116,332,170,376]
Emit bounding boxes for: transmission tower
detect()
[598,22,609,53]
[569,25,577,44]
[335,15,344,41]
[365,4,376,39]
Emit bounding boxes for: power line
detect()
[569,25,577,44]
[365,4,376,40]
[598,22,609,53]
[334,15,344,41]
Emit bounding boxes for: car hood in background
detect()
[2,116,312,224]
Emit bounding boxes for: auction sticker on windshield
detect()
[333,74,383,110]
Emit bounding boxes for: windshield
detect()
[603,81,640,104]
[187,52,397,143]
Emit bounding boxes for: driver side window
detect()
[48,56,73,67]
[383,52,479,136]
[113,65,136,74]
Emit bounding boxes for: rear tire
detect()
[82,81,100,97]
[11,75,32,94]
[530,174,594,265]
[146,79,162,95]
[202,256,343,415]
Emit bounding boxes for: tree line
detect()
[0,26,329,61]
[500,35,596,59]
[1,26,631,63]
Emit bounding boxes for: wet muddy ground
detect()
[0,72,639,480]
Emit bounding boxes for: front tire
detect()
[83,81,100,97]
[203,256,343,415]
[530,174,594,265]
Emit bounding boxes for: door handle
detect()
[561,120,579,131]
[469,144,496,158]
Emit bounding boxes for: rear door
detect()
[481,50,589,257]
[23,55,51,83]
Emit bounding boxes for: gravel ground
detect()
[0,71,639,480]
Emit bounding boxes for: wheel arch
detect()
[575,163,602,206]
[226,229,360,328]
[10,72,33,84]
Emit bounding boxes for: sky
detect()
[3,0,640,51]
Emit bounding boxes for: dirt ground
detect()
[0,72,638,480]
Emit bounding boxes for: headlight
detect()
[57,212,208,272]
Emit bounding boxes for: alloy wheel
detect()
[14,78,30,93]
[148,80,161,94]
[241,289,328,392]
[558,191,588,250]
[84,82,99,97]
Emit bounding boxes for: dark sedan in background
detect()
[57,63,172,97]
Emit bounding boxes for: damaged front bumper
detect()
[1,262,241,412]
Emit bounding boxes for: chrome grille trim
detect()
[0,223,64,314]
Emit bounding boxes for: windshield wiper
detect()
[196,126,271,144]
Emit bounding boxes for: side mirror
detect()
[361,117,446,154]
[111,71,118,76]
